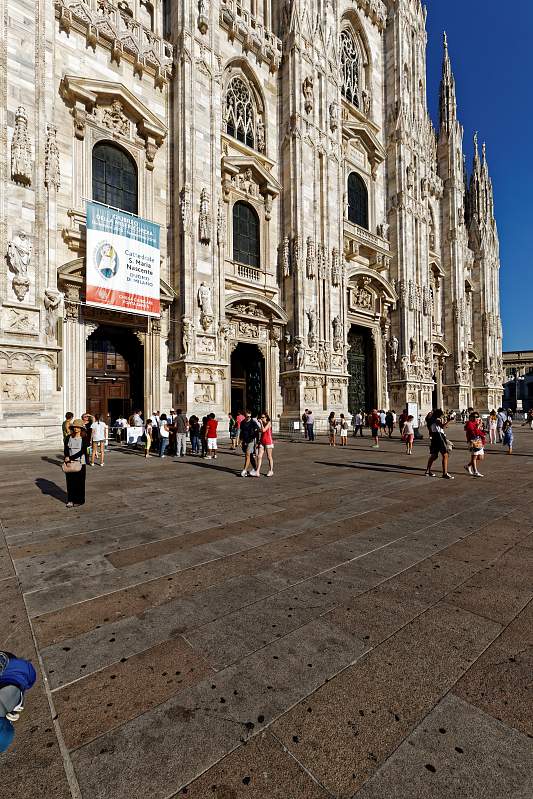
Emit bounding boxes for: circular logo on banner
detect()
[94,241,119,280]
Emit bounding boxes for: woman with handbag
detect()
[464,412,486,477]
[425,409,454,479]
[63,419,89,507]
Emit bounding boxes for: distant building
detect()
[502,351,533,412]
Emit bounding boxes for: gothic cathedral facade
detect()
[0,0,503,444]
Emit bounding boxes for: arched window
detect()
[224,76,265,153]
[340,30,360,108]
[233,201,260,268]
[347,172,368,229]
[92,143,138,214]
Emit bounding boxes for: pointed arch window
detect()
[340,30,360,108]
[347,172,368,229]
[93,142,138,214]
[233,201,260,268]
[224,76,265,153]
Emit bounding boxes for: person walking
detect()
[189,414,200,455]
[144,416,152,459]
[353,410,363,437]
[488,409,498,444]
[339,414,349,446]
[256,413,274,476]
[90,413,108,467]
[240,410,259,477]
[158,413,170,458]
[385,410,394,438]
[328,412,337,447]
[63,419,89,506]
[235,410,245,448]
[425,408,454,479]
[496,407,506,443]
[369,409,380,448]
[228,413,238,450]
[402,414,415,454]
[379,410,387,438]
[464,411,486,478]
[174,409,189,458]
[306,410,315,441]
[206,413,218,459]
[503,418,514,454]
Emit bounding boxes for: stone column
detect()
[63,298,92,415]
[372,326,383,408]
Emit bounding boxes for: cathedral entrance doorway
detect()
[230,342,265,416]
[347,325,376,414]
[86,326,143,420]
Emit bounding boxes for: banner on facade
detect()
[85,200,160,317]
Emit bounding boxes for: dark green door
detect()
[348,328,374,413]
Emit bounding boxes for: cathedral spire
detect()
[439,31,457,134]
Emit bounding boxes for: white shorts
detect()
[260,443,274,449]
[207,438,217,449]
[340,431,348,438]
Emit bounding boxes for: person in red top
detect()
[464,411,486,477]
[368,409,380,448]
[255,413,274,477]
[205,413,218,460]
[235,410,245,447]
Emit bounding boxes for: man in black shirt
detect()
[239,410,259,477]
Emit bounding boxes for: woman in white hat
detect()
[63,418,89,507]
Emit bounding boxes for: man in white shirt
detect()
[353,411,363,437]
[132,410,143,427]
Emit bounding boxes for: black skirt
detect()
[65,465,86,504]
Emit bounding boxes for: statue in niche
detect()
[197,282,213,330]
[11,106,32,186]
[44,125,60,190]
[282,236,291,278]
[306,307,317,339]
[199,188,211,244]
[329,101,338,132]
[317,345,326,372]
[409,337,417,363]
[181,319,193,356]
[7,232,32,302]
[391,335,399,363]
[197,0,209,34]
[44,289,62,339]
[303,76,314,114]
[256,115,265,153]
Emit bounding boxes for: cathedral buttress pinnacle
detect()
[439,30,457,135]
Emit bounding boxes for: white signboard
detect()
[86,200,160,317]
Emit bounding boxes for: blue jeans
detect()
[307,423,315,441]
[190,434,200,454]
[159,437,169,457]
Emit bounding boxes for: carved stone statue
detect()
[329,101,338,132]
[256,115,265,153]
[44,124,60,191]
[306,237,315,279]
[303,76,314,114]
[376,222,390,240]
[331,247,340,286]
[293,338,305,369]
[181,319,193,356]
[332,315,343,352]
[197,282,213,330]
[11,106,32,186]
[199,188,211,244]
[306,307,317,339]
[409,337,417,363]
[197,0,209,34]
[43,289,62,339]
[282,236,290,278]
[391,335,399,363]
[7,232,32,302]
[317,345,326,371]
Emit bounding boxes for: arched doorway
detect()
[86,326,143,420]
[347,325,376,414]
[231,342,265,416]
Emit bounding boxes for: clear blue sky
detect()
[424,0,533,351]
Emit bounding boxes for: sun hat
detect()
[0,717,14,753]
[71,419,85,429]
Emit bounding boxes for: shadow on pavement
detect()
[35,477,67,502]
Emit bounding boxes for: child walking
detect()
[402,414,415,454]
[339,414,349,446]
[502,419,513,454]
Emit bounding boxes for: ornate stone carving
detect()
[231,169,259,197]
[306,237,315,279]
[332,315,343,352]
[197,282,213,330]
[1,373,39,402]
[180,184,192,233]
[196,336,216,354]
[44,289,63,339]
[256,115,265,153]
[181,319,193,356]
[11,106,32,186]
[238,320,260,339]
[318,244,328,280]
[7,233,32,302]
[4,309,39,336]
[391,335,399,363]
[100,99,129,136]
[422,285,430,316]
[194,382,215,403]
[216,199,226,246]
[306,307,317,348]
[376,222,389,240]
[44,125,60,190]
[282,236,290,278]
[199,188,211,244]
[349,282,373,311]
[303,76,314,114]
[291,236,301,274]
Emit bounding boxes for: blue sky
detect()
[424,0,533,351]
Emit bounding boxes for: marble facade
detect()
[0,0,503,444]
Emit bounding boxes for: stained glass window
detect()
[347,172,368,229]
[340,30,360,108]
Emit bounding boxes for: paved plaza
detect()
[1,428,532,798]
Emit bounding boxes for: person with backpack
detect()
[0,651,37,753]
[385,410,394,438]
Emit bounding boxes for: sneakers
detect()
[473,471,484,478]
[442,473,455,480]
[66,501,74,508]
[249,470,260,478]
[372,444,379,449]
[424,471,437,478]
[241,469,248,477]
[464,464,473,476]
[100,463,104,467]
[266,470,274,477]
[6,711,20,722]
